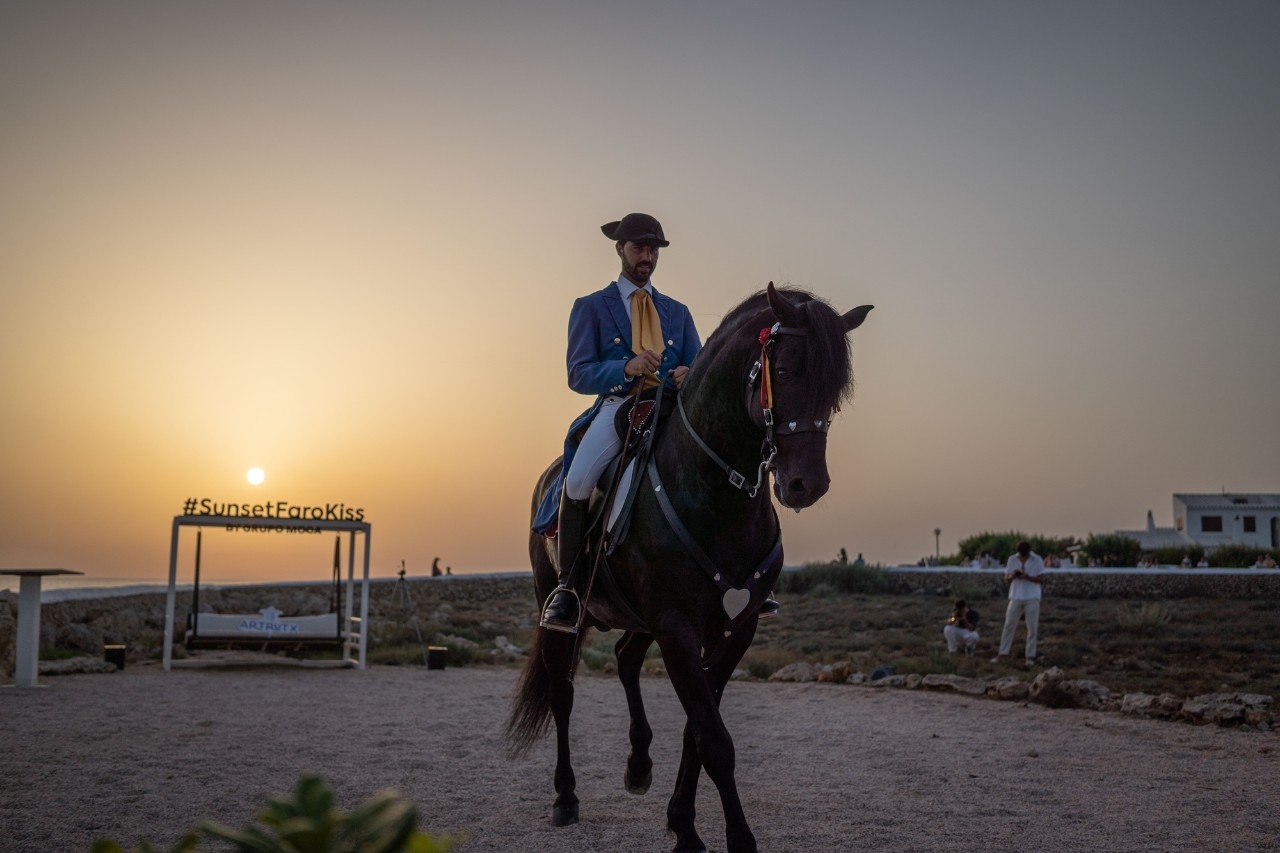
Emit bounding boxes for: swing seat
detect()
[185,607,343,651]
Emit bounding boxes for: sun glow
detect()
[246,467,265,486]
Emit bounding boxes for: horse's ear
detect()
[766,282,803,327]
[843,304,874,332]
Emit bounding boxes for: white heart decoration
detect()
[722,587,751,620]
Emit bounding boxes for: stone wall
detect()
[885,568,1280,599]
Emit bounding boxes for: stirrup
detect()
[540,585,582,634]
[758,596,780,619]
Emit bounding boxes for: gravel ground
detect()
[3,660,1278,852]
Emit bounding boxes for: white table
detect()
[2,568,82,688]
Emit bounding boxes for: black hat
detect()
[601,212,669,247]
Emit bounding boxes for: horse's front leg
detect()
[658,626,758,853]
[668,718,706,852]
[544,636,580,826]
[615,631,655,795]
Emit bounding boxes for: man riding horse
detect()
[532,211,778,632]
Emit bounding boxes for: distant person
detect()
[1197,556,1210,568]
[853,553,866,567]
[943,599,979,656]
[446,565,452,576]
[1263,554,1278,569]
[1180,555,1192,568]
[992,541,1045,667]
[838,548,848,564]
[431,557,442,577]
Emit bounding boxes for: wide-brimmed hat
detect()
[601,212,669,247]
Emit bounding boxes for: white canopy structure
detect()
[162,514,372,671]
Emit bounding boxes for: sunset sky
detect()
[3,2,1278,584]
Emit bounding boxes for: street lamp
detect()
[934,528,941,561]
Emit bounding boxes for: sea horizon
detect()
[0,569,533,603]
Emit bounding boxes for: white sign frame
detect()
[162,514,372,671]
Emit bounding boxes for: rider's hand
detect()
[671,365,689,389]
[625,350,661,378]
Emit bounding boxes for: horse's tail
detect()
[505,626,581,757]
[508,455,580,757]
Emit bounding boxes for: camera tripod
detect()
[392,561,430,666]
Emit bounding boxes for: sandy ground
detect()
[3,660,1278,853]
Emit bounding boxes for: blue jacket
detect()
[532,281,701,532]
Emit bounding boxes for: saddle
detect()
[566,386,679,634]
[613,386,678,453]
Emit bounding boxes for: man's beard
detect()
[626,260,653,283]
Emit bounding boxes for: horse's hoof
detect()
[624,767,652,795]
[668,827,706,853]
[552,802,579,827]
[671,841,707,853]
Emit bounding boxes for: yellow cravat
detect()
[630,289,664,389]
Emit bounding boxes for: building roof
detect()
[1174,493,1280,511]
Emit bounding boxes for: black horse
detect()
[508,283,872,853]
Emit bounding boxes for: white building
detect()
[1118,493,1280,552]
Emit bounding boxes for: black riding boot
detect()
[759,593,780,618]
[541,495,589,633]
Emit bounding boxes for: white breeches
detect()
[564,397,626,501]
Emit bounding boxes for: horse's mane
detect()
[695,286,854,411]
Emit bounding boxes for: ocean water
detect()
[1,571,530,603]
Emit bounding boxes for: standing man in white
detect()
[992,540,1045,666]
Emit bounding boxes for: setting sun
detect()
[246,467,265,486]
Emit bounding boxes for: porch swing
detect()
[185,532,345,652]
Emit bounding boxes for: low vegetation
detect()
[745,564,1280,698]
[357,565,1280,701]
[91,775,459,853]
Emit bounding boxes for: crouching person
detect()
[943,599,979,656]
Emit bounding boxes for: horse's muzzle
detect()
[774,471,830,510]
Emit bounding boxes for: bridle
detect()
[676,321,834,499]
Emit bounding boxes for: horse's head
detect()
[757,283,872,510]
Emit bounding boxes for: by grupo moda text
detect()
[182,498,365,522]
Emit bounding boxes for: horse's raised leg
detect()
[615,631,655,795]
[658,627,758,853]
[545,633,580,826]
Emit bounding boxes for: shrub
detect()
[1147,545,1204,567]
[93,775,460,853]
[776,562,893,595]
[38,647,81,661]
[955,531,1078,564]
[442,642,478,668]
[1205,545,1269,568]
[1116,602,1172,633]
[1082,533,1144,567]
